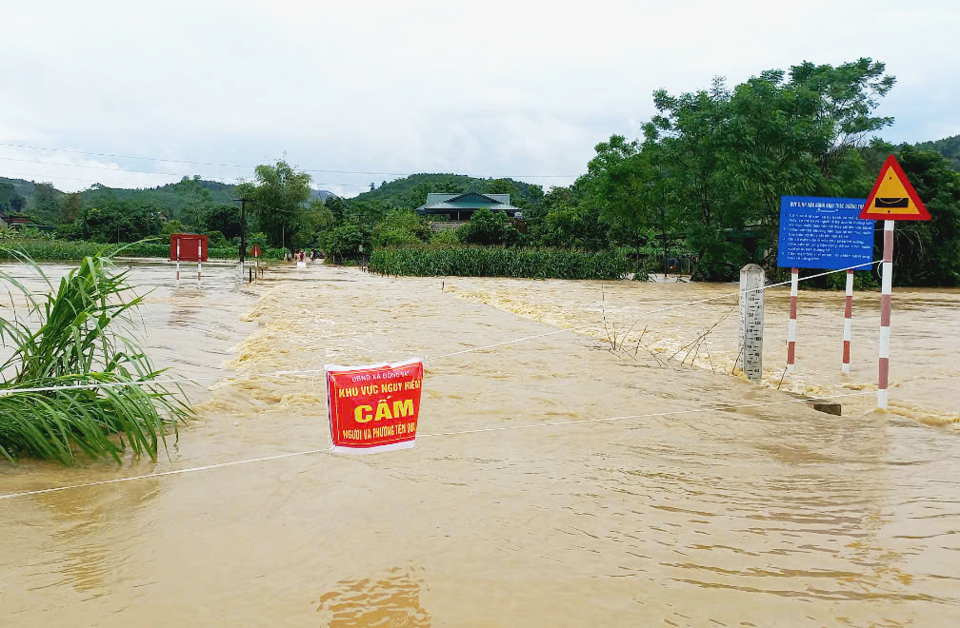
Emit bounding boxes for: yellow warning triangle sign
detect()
[859,155,930,221]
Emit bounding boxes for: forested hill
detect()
[351,173,544,209]
[916,134,960,170]
[0,175,335,224]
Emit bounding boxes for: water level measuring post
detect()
[858,155,931,410]
[738,264,765,382]
[842,270,854,374]
[787,268,798,373]
[176,240,180,281]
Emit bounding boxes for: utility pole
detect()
[234,196,252,273]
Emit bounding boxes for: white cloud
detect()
[1,0,958,194]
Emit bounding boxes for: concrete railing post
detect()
[738,264,765,383]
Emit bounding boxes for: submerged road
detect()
[2,261,959,627]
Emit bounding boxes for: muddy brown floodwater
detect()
[2,260,959,627]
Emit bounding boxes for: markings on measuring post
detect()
[738,264,765,383]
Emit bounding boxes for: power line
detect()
[0,142,580,179]
[0,169,373,190]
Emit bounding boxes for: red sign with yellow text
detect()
[325,359,424,453]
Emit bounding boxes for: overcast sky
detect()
[1,0,957,197]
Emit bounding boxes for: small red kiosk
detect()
[169,234,209,281]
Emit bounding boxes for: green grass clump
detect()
[370,246,629,280]
[0,253,192,465]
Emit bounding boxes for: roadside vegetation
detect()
[0,254,191,464]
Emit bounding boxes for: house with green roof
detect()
[415,192,522,222]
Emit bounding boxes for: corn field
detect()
[370,246,629,280]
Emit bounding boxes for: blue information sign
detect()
[778,196,873,269]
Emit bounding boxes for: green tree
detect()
[581,135,657,269]
[324,196,348,222]
[202,204,244,240]
[32,182,62,222]
[650,78,741,279]
[373,209,430,248]
[788,58,895,182]
[322,223,370,262]
[881,145,960,286]
[60,192,83,224]
[78,201,162,242]
[640,130,679,276]
[237,161,312,249]
[0,183,25,213]
[457,208,521,246]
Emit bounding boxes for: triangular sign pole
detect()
[858,154,931,411]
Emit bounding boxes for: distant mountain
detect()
[916,134,960,170]
[351,173,542,210]
[0,175,336,223]
[309,188,337,202]
[0,176,57,202]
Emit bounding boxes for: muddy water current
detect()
[2,261,960,627]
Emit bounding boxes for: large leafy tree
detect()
[238,160,312,249]
[60,192,83,224]
[32,182,62,223]
[789,58,895,182]
[581,135,656,268]
[373,209,430,248]
[650,78,745,279]
[0,183,25,213]
[75,201,162,242]
[202,204,244,240]
[457,208,521,247]
[880,145,960,286]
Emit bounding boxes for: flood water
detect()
[2,260,959,627]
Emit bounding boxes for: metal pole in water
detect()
[878,220,894,409]
[842,269,854,374]
[738,264,765,382]
[176,239,180,282]
[787,267,798,373]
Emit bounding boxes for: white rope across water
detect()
[0,259,882,395]
[0,391,875,501]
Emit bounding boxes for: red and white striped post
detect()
[787,267,798,372]
[176,239,181,281]
[197,261,202,283]
[878,220,894,409]
[842,269,853,374]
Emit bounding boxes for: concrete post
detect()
[738,264,765,383]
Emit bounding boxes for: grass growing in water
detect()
[0,253,192,465]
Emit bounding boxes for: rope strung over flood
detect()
[0,259,882,396]
[0,390,876,500]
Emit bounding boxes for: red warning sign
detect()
[859,155,930,221]
[169,233,209,262]
[326,359,424,453]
